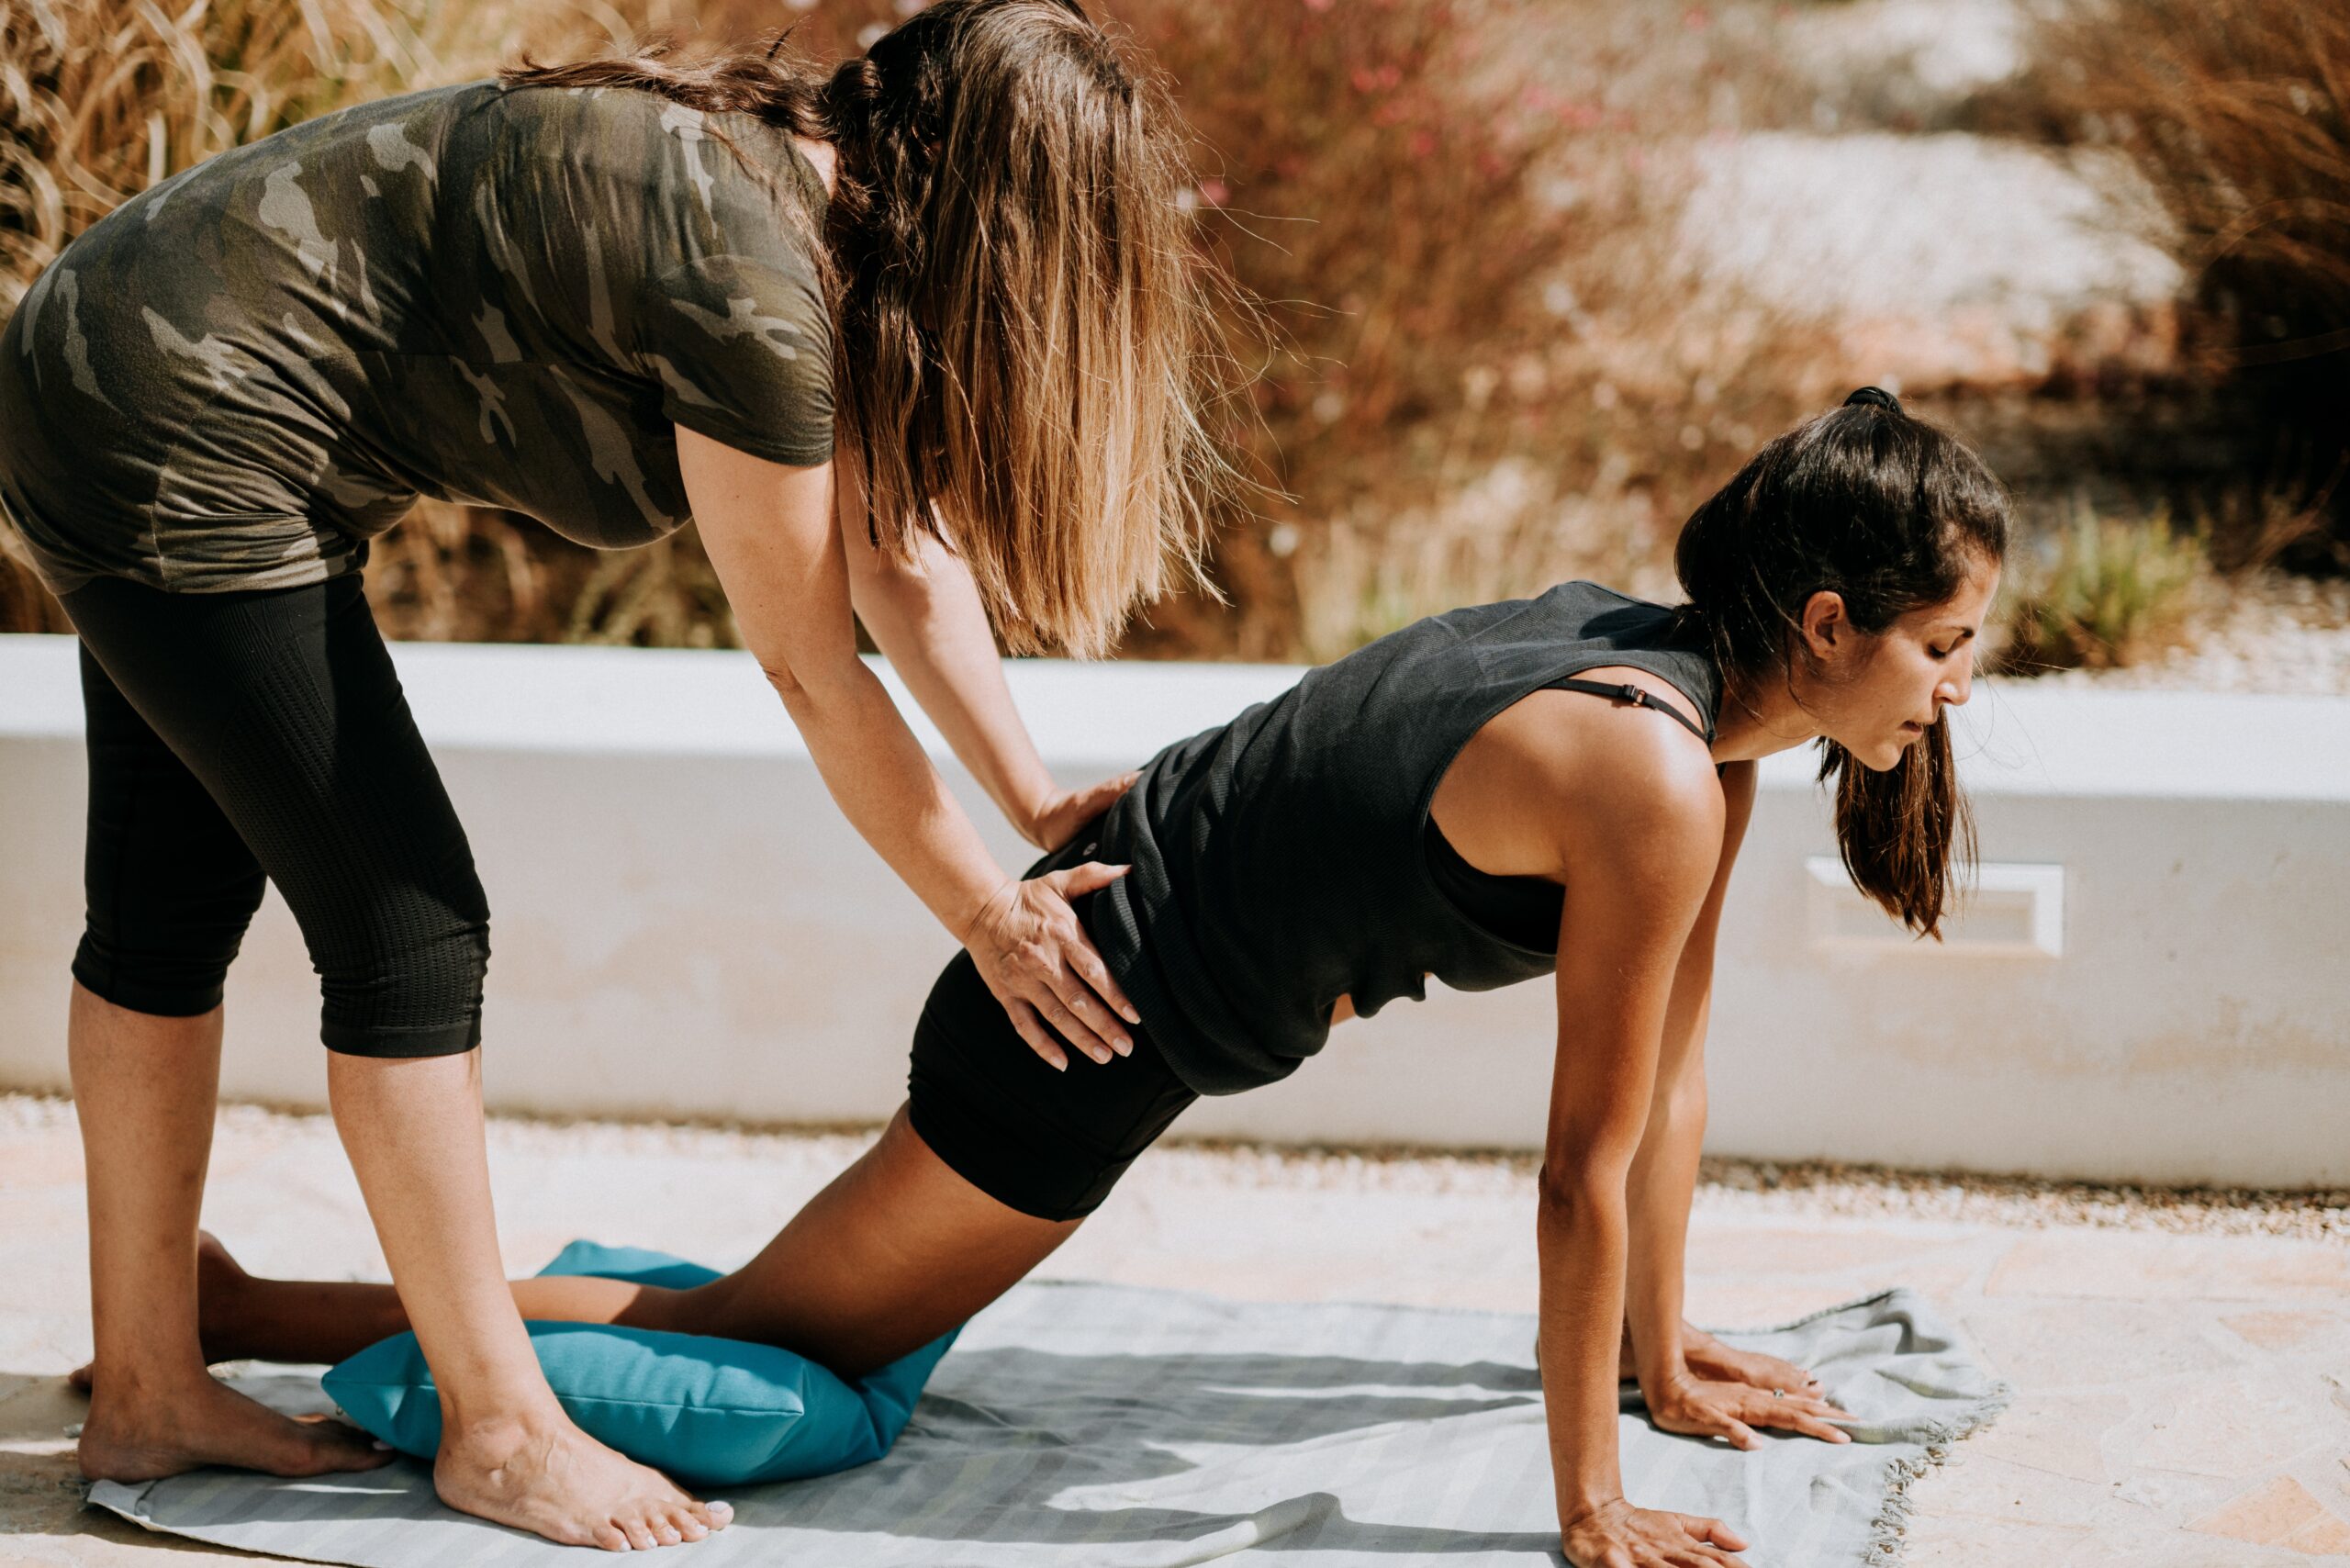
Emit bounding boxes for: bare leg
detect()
[667,1107,1081,1377]
[328,1048,731,1551]
[70,985,392,1482]
[204,1106,1078,1383]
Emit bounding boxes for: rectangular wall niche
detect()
[1804,857,2065,958]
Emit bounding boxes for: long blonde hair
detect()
[505,0,1235,655]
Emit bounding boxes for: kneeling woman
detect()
[187,391,2009,1568]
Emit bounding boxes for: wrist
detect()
[954,875,1018,948]
[1557,1491,1628,1533]
[1631,1319,1686,1387]
[1008,778,1057,847]
[1638,1360,1699,1405]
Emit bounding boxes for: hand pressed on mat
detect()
[1642,1374,1856,1450]
[1563,1496,1750,1568]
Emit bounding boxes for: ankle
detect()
[84,1355,217,1406]
[442,1399,574,1457]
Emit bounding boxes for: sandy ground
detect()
[1,1094,2346,1565]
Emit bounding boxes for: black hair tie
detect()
[1843,385,1903,414]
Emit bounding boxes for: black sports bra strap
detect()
[1549,678,1710,743]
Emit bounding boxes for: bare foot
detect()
[71,1232,253,1394]
[435,1416,733,1551]
[79,1370,393,1482]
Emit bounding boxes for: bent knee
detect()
[317,899,492,1059]
[73,868,269,1019]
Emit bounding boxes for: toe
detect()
[670,1507,708,1541]
[622,1518,659,1551]
[594,1523,632,1551]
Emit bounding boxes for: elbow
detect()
[1534,1161,1630,1235]
[759,654,859,715]
[760,658,813,708]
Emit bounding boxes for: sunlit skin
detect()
[102,560,2001,1568]
[1711,556,2000,772]
[1416,553,1998,1568]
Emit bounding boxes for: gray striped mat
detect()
[89,1280,2004,1566]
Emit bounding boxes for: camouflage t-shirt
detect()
[0,80,834,594]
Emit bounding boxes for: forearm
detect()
[773,658,1014,943]
[1622,921,1719,1384]
[1622,1054,1705,1387]
[849,534,1058,843]
[1536,1186,1632,1529]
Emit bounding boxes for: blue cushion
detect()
[321,1240,958,1486]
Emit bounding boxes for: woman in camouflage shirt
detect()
[0,0,1231,1549]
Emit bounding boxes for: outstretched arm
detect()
[1537,724,1750,1568]
[683,427,1138,1070]
[836,466,1135,854]
[1617,765,1852,1445]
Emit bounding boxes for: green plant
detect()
[1998,499,2210,673]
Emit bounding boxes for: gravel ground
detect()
[10,1092,2340,1241]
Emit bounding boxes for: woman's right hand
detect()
[1562,1498,1748,1568]
[964,863,1142,1070]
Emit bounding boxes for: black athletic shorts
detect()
[905,835,1197,1223]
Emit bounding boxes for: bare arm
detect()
[681,427,1138,1068]
[836,468,1135,853]
[1534,726,1749,1567]
[1622,761,1751,1386]
[1622,760,1855,1446]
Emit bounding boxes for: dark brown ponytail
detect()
[1673,387,2011,937]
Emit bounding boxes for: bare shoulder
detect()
[1558,700,1725,872]
[1437,671,1724,890]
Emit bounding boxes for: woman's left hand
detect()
[1682,1329,1822,1402]
[1025,772,1140,852]
[1641,1372,1855,1449]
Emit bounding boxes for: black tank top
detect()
[1082,580,1722,1095]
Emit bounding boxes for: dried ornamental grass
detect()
[2010,0,2350,567]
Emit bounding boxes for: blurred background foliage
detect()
[1,0,2344,669]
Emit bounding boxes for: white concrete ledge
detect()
[4,634,2346,1187]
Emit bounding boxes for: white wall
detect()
[4,634,2344,1186]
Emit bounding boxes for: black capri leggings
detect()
[60,571,490,1057]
